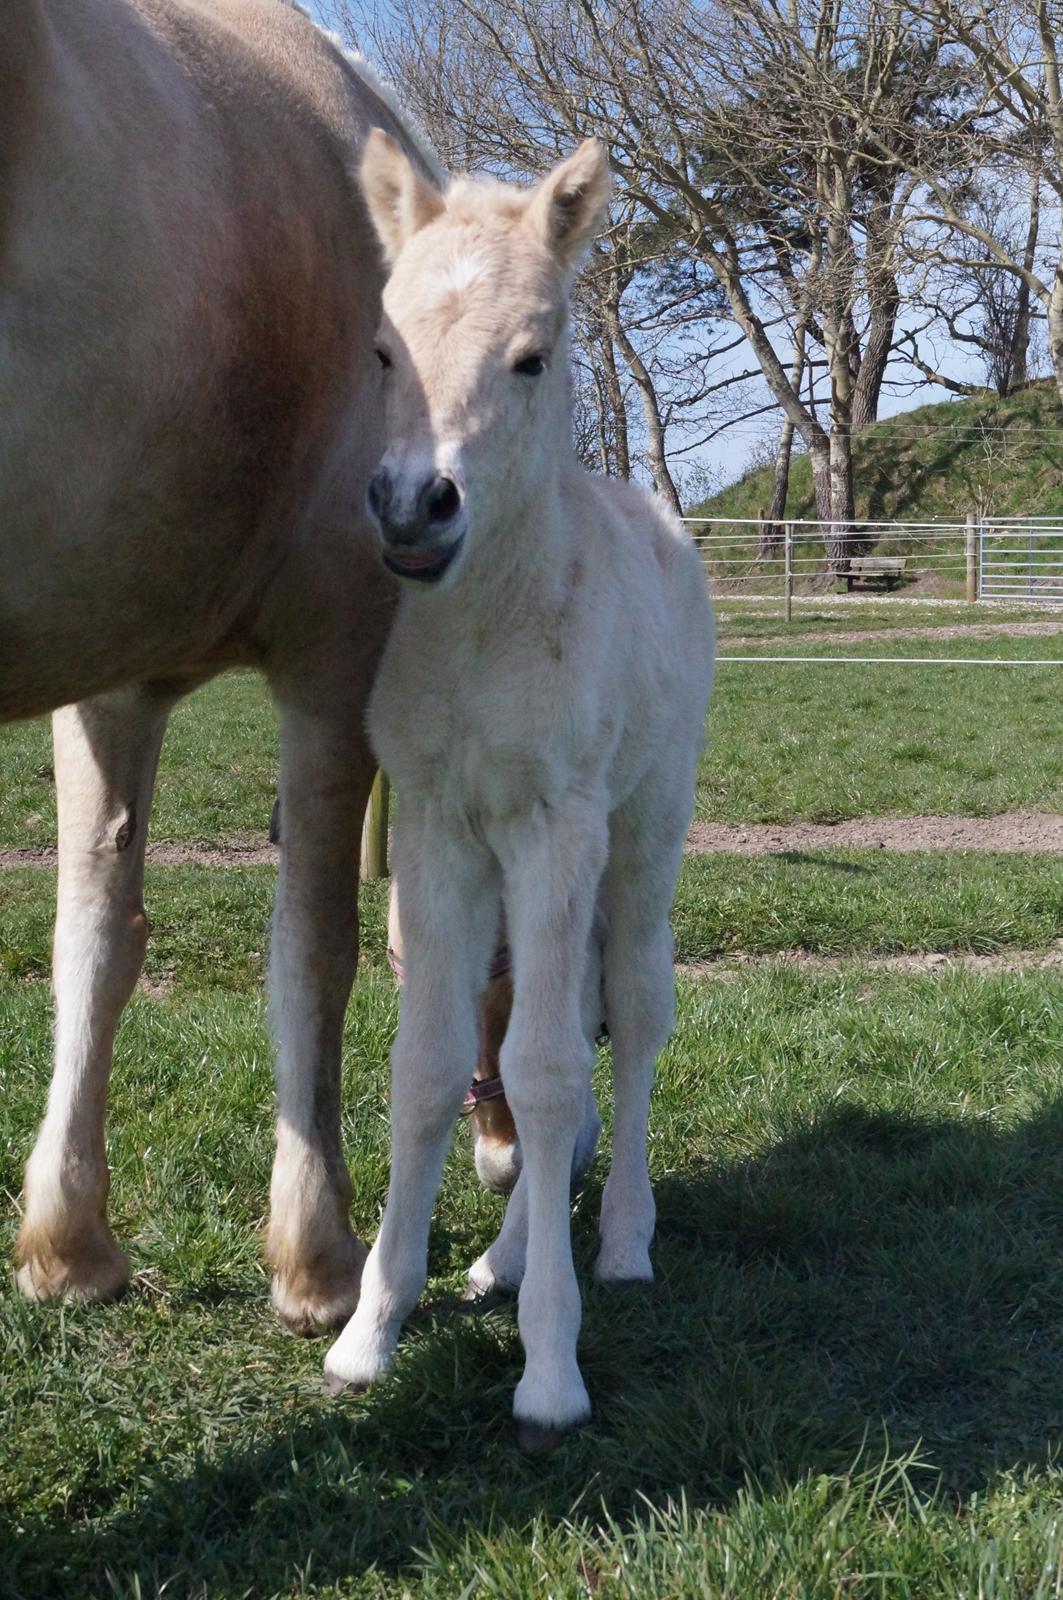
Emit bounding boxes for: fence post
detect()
[784,521,793,623]
[360,770,390,880]
[965,511,977,603]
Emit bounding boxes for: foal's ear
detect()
[528,140,612,269]
[360,128,445,265]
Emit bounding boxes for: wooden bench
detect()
[844,555,907,592]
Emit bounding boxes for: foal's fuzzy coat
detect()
[324,134,715,1441]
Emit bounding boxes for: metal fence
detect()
[978,518,1063,601]
[682,517,979,620]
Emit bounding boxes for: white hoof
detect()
[594,1244,654,1283]
[513,1364,591,1446]
[322,1313,397,1394]
[473,1137,523,1196]
[466,1248,523,1299]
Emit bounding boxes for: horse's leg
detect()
[264,675,378,1334]
[323,818,497,1388]
[468,967,522,1194]
[493,801,606,1445]
[17,685,174,1301]
[465,903,602,1299]
[595,774,689,1284]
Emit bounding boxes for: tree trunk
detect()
[818,154,860,574]
[1048,252,1063,413]
[607,314,681,513]
[598,334,630,479]
[852,193,900,429]
[762,423,795,549]
[852,277,898,428]
[1009,181,1040,393]
[760,316,810,557]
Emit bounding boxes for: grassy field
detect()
[713,598,1063,638]
[5,617,1063,1597]
[4,619,1063,844]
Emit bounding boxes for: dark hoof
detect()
[322,1369,369,1398]
[516,1417,582,1455]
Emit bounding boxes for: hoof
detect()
[16,1233,130,1306]
[322,1324,395,1395]
[322,1366,368,1398]
[459,1278,517,1310]
[473,1136,522,1196]
[594,1246,654,1285]
[516,1416,584,1454]
[270,1233,367,1337]
[465,1253,523,1301]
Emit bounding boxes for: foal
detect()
[387,882,602,1196]
[324,134,715,1442]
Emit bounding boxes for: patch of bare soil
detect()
[678,946,1063,979]
[720,618,1063,649]
[686,812,1063,855]
[6,815,1063,869]
[0,837,277,870]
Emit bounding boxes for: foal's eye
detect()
[513,352,546,376]
[375,346,393,371]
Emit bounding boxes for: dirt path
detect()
[686,811,1063,855]
[0,838,277,870]
[678,947,1063,979]
[720,618,1063,650]
[5,811,1063,870]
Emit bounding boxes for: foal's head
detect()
[360,133,611,585]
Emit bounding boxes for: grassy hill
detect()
[691,380,1063,523]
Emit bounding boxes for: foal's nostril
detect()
[367,469,389,521]
[424,474,462,527]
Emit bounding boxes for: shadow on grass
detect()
[773,851,877,874]
[9,1099,1063,1596]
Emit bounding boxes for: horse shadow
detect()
[9,1098,1063,1596]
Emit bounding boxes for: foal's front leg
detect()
[494,802,607,1446]
[324,822,498,1389]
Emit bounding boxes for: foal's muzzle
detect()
[367,468,466,583]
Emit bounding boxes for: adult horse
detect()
[2,0,429,1333]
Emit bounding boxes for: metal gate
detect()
[979,518,1063,600]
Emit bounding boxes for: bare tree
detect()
[396,0,948,567]
[864,0,1063,409]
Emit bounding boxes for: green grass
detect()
[4,850,1063,993]
[714,599,1062,640]
[4,632,1063,848]
[7,959,1063,1595]
[693,378,1063,525]
[703,631,1063,823]
[6,608,1063,1593]
[0,673,279,848]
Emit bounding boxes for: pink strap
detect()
[461,1075,508,1117]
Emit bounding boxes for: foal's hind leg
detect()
[17,685,174,1302]
[595,779,689,1285]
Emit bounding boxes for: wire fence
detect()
[685,515,1063,668]
[682,517,978,612]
